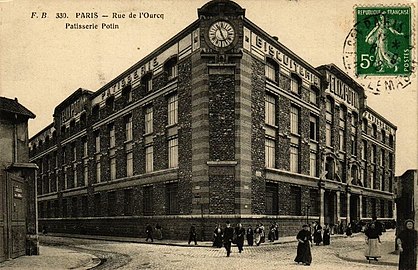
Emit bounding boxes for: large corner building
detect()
[29,0,397,239]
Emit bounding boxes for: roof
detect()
[0,97,35,118]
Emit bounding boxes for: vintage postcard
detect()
[0,0,417,269]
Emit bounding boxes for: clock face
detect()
[208,21,235,48]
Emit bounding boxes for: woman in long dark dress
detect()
[213,224,223,248]
[397,219,417,270]
[295,224,312,266]
[323,223,331,245]
[313,222,323,246]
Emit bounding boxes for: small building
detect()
[395,169,417,230]
[0,97,38,262]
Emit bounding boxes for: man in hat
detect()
[223,221,234,257]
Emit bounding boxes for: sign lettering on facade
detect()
[325,72,359,110]
[364,111,396,134]
[244,27,320,87]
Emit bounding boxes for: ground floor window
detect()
[265,182,279,215]
[165,182,179,215]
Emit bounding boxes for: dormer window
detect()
[141,73,153,93]
[165,57,178,80]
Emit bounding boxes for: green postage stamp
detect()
[356,6,411,76]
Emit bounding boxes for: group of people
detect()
[145,223,163,242]
[212,222,279,249]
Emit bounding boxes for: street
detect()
[33,229,399,270]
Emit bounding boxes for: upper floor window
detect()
[122,85,132,103]
[92,105,100,119]
[389,134,394,147]
[109,123,115,148]
[165,57,178,80]
[372,124,377,138]
[145,106,153,134]
[362,119,368,133]
[290,74,301,95]
[141,73,153,92]
[265,93,276,126]
[167,94,178,126]
[290,105,300,135]
[381,130,386,143]
[309,86,319,105]
[80,112,87,127]
[309,115,318,141]
[70,119,76,131]
[325,98,333,122]
[125,114,133,141]
[339,106,346,129]
[265,59,279,83]
[95,131,100,153]
[106,96,115,111]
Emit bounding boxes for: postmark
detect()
[343,4,416,94]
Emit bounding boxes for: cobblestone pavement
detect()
[38,230,399,270]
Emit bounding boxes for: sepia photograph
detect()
[0,0,417,269]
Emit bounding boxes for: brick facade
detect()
[29,0,396,239]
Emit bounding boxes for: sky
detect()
[0,0,416,175]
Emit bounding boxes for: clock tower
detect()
[191,0,251,219]
[198,0,244,61]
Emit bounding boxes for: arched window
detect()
[310,86,319,105]
[164,57,178,80]
[381,129,386,144]
[265,58,280,84]
[141,73,153,93]
[389,134,394,147]
[290,73,301,95]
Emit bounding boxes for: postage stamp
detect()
[355,6,412,76]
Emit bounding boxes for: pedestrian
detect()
[254,223,261,246]
[364,222,381,262]
[372,216,383,236]
[145,223,153,242]
[235,223,245,253]
[294,224,312,266]
[223,221,234,257]
[155,224,162,240]
[188,224,197,245]
[268,222,275,242]
[323,223,331,245]
[259,223,265,244]
[274,222,279,240]
[397,219,417,270]
[313,222,323,246]
[346,222,353,237]
[246,225,254,246]
[213,224,223,248]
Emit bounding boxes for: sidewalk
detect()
[0,246,101,270]
[337,229,398,267]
